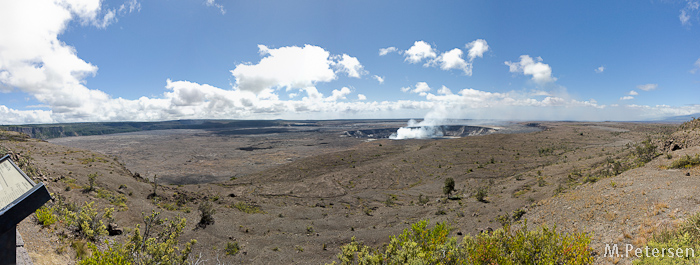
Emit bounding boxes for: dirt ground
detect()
[2,120,692,264]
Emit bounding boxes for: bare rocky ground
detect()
[2,120,695,264]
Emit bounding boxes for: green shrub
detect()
[225,242,240,256]
[475,186,488,202]
[64,201,113,241]
[418,194,430,205]
[85,173,99,192]
[78,211,196,265]
[35,206,57,227]
[634,212,700,264]
[443,178,455,197]
[635,138,658,163]
[670,154,700,169]
[198,201,216,228]
[328,220,593,265]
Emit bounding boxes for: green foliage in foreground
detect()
[670,154,700,169]
[35,206,57,227]
[329,220,594,265]
[79,211,196,265]
[634,213,700,264]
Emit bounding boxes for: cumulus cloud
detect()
[431,48,470,74]
[372,75,384,84]
[505,55,557,85]
[466,39,489,61]
[1,1,696,124]
[205,0,226,14]
[231,44,362,94]
[404,41,437,64]
[405,39,489,75]
[637,84,658,91]
[680,0,699,26]
[325,87,352,102]
[379,47,398,56]
[620,96,634,100]
[628,90,639,96]
[401,82,431,96]
[437,86,452,95]
[335,54,365,78]
[595,66,605,73]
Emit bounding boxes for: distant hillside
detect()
[658,113,700,123]
[0,120,284,139]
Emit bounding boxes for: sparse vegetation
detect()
[225,242,240,256]
[670,154,700,168]
[35,205,57,227]
[231,201,265,214]
[78,211,196,265]
[198,201,216,228]
[85,172,99,192]
[329,220,593,265]
[418,194,430,205]
[635,138,658,164]
[443,177,455,198]
[475,186,488,202]
[634,212,700,264]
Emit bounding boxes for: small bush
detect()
[418,194,430,205]
[670,154,700,169]
[475,186,488,202]
[35,206,57,227]
[634,212,700,264]
[635,138,658,163]
[78,210,195,265]
[198,201,216,228]
[225,242,240,256]
[66,201,113,241]
[85,173,99,192]
[443,178,455,198]
[329,220,593,265]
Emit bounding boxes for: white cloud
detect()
[505,55,557,85]
[680,0,699,26]
[335,54,365,78]
[620,96,634,100]
[119,0,141,15]
[372,75,384,84]
[691,57,700,74]
[404,41,437,64]
[205,0,226,15]
[1,2,697,124]
[379,47,398,56]
[325,87,352,102]
[637,84,658,91]
[595,66,605,73]
[437,86,452,95]
[401,82,431,96]
[230,45,339,93]
[628,90,638,96]
[431,48,470,74]
[465,39,489,61]
[416,39,489,76]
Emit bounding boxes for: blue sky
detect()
[1,0,700,124]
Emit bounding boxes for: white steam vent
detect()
[390,119,443,139]
[389,119,506,140]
